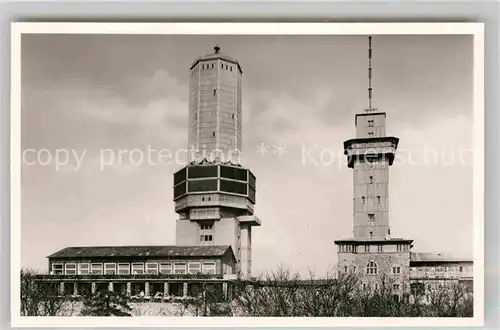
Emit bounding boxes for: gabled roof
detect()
[410,252,473,263]
[47,245,234,260]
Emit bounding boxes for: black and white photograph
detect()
[11,23,484,326]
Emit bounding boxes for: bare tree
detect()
[20,268,75,316]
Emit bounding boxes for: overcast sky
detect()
[21,34,473,276]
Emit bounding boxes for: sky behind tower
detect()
[21,34,473,276]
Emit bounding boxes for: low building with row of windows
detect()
[41,245,237,299]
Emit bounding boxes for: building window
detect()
[366,261,378,275]
[78,263,90,275]
[211,63,214,69]
[459,266,463,272]
[369,176,373,183]
[202,262,216,274]
[231,113,235,119]
[64,263,77,275]
[344,266,348,273]
[362,196,365,204]
[368,132,374,136]
[51,263,63,275]
[393,284,400,290]
[212,132,216,137]
[221,63,224,69]
[201,234,213,242]
[377,245,383,252]
[104,263,116,275]
[159,262,172,274]
[363,283,366,290]
[117,263,130,275]
[374,283,379,290]
[145,262,158,275]
[377,196,381,204]
[368,120,374,127]
[369,231,373,238]
[392,265,401,274]
[202,64,204,69]
[188,262,202,274]
[368,213,375,222]
[353,266,356,273]
[174,262,187,274]
[131,263,145,275]
[213,89,217,95]
[230,66,233,72]
[225,64,228,70]
[201,223,213,230]
[91,263,103,275]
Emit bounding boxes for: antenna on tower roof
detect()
[365,36,377,113]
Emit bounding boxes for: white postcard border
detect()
[10,22,484,327]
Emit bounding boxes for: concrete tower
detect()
[174,47,261,279]
[188,45,242,163]
[335,37,412,293]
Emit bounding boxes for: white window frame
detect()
[392,265,401,275]
[174,262,187,274]
[159,262,172,274]
[366,260,378,275]
[188,262,202,274]
[104,263,116,275]
[145,262,159,275]
[51,263,63,275]
[91,263,103,275]
[64,263,77,275]
[117,263,130,275]
[78,263,90,275]
[131,263,145,275]
[202,261,216,274]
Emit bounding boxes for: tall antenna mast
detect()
[366,36,376,112]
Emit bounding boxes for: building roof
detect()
[47,245,234,259]
[334,237,413,244]
[189,46,243,73]
[410,252,473,263]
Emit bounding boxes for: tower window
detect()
[366,261,378,275]
[368,120,374,127]
[231,113,235,119]
[213,89,217,95]
[202,64,204,69]
[368,213,375,222]
[368,132,374,136]
[362,196,365,204]
[369,231,373,238]
[200,234,213,242]
[369,176,373,184]
[377,196,381,204]
[344,266,348,273]
[225,64,228,69]
[212,132,216,137]
[377,245,383,252]
[230,66,232,72]
[211,63,214,69]
[392,265,401,274]
[221,63,224,69]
